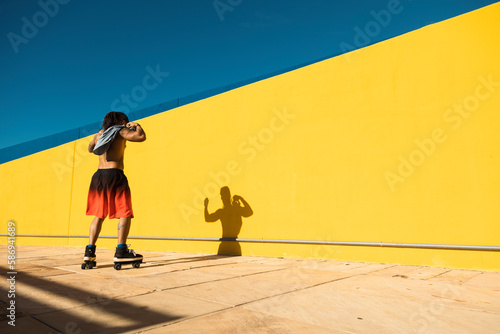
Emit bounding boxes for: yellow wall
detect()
[2,3,500,271]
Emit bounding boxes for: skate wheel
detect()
[114,263,121,270]
[133,262,140,269]
[88,262,93,269]
[93,261,97,267]
[81,263,86,270]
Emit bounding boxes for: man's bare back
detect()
[88,122,146,170]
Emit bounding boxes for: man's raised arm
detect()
[234,195,253,217]
[121,122,146,142]
[204,198,221,222]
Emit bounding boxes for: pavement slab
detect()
[321,274,500,314]
[427,269,483,285]
[243,276,500,333]
[242,256,302,267]
[56,259,182,279]
[167,275,307,306]
[9,245,82,259]
[1,263,71,279]
[145,306,343,333]
[149,254,240,270]
[251,267,353,286]
[33,290,229,334]
[25,253,92,267]
[192,262,287,277]
[294,260,370,272]
[115,269,231,291]
[371,265,421,278]
[461,272,500,290]
[0,314,56,334]
[4,272,153,315]
[402,267,451,280]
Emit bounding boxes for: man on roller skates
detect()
[83,111,146,269]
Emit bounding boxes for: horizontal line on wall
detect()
[1,234,499,251]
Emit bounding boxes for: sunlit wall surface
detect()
[1,3,499,271]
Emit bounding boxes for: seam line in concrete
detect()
[30,314,64,333]
[425,269,453,280]
[458,271,484,286]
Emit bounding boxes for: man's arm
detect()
[120,122,146,142]
[204,198,221,222]
[233,195,253,217]
[88,130,103,153]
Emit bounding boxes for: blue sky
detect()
[1,0,497,150]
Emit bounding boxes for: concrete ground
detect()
[0,245,499,333]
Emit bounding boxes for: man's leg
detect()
[114,216,142,261]
[89,217,104,245]
[84,216,104,265]
[117,217,131,245]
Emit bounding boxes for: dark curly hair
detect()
[101,111,129,131]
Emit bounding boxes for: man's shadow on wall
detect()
[204,186,253,255]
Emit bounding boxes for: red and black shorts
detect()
[86,169,134,219]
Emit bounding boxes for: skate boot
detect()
[81,245,96,269]
[113,244,143,270]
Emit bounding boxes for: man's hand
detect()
[204,198,209,207]
[126,122,139,131]
[234,195,253,217]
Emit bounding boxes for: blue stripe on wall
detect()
[0,64,319,164]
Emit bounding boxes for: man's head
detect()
[101,111,129,131]
[220,186,231,207]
